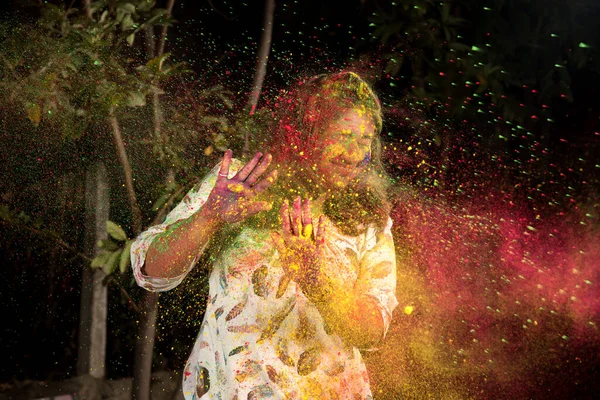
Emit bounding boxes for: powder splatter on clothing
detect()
[131,160,398,399]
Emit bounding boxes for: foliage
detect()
[152,81,235,171]
[0,203,41,228]
[0,1,238,277]
[0,0,234,162]
[90,221,133,275]
[0,1,170,139]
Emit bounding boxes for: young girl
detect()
[132,72,398,399]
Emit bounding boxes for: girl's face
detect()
[315,109,376,190]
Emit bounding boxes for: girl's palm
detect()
[205,150,277,224]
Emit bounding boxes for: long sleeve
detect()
[355,217,399,337]
[131,159,243,292]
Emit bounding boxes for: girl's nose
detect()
[345,141,364,164]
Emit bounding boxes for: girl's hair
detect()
[252,71,391,235]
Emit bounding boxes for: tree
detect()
[0,1,233,397]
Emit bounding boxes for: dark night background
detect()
[0,0,599,399]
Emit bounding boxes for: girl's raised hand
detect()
[272,197,327,298]
[205,150,278,224]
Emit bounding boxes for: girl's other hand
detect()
[272,197,327,298]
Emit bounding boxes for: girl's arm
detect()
[132,150,277,291]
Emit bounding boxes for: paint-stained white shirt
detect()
[131,160,398,400]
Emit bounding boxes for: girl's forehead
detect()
[316,111,376,143]
[335,109,376,127]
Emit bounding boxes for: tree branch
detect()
[156,0,176,58]
[103,275,142,314]
[207,0,237,21]
[151,184,187,226]
[108,109,143,236]
[0,219,91,262]
[82,0,93,20]
[150,0,176,152]
[244,0,275,153]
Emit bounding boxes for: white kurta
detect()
[131,160,398,400]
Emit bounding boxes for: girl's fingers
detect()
[292,196,302,236]
[226,182,246,195]
[270,231,286,254]
[301,198,312,239]
[280,201,292,238]
[246,153,272,185]
[252,169,278,193]
[218,149,233,179]
[234,152,263,181]
[303,224,313,240]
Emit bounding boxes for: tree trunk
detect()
[76,5,105,394]
[132,292,159,400]
[107,111,157,400]
[77,162,109,381]
[244,0,275,153]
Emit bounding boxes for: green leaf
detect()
[103,249,123,275]
[89,1,105,14]
[119,240,133,274]
[137,1,156,12]
[97,238,120,252]
[126,91,146,107]
[0,205,12,221]
[126,33,135,46]
[99,10,109,23]
[122,14,135,31]
[149,85,166,95]
[107,220,128,241]
[119,3,137,14]
[134,13,168,35]
[91,251,111,270]
[17,211,31,224]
